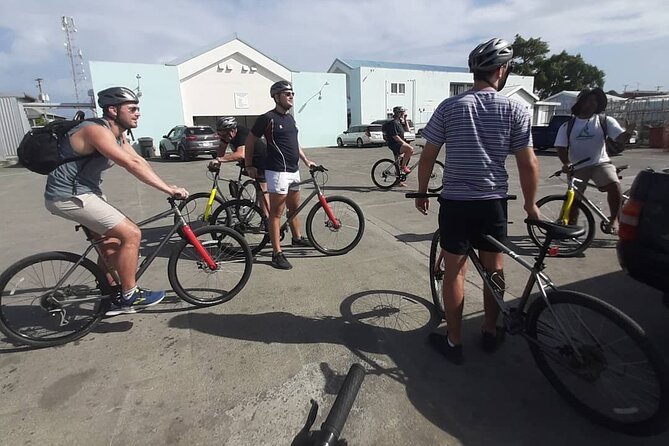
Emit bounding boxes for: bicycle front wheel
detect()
[0,251,111,347]
[176,192,226,230]
[427,160,445,193]
[527,195,595,256]
[168,225,253,306]
[371,159,400,190]
[240,179,257,204]
[306,196,365,255]
[210,199,269,255]
[526,291,669,435]
[428,230,445,319]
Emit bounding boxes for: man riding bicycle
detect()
[415,38,540,364]
[386,106,414,181]
[44,86,189,315]
[211,116,269,215]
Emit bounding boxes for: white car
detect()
[371,119,416,143]
[336,124,385,148]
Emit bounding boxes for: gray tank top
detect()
[44,121,119,201]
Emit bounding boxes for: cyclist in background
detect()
[415,38,540,364]
[385,106,413,179]
[211,116,269,216]
[44,87,189,315]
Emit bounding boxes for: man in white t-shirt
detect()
[554,87,635,234]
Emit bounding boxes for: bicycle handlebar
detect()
[310,165,328,174]
[550,157,591,178]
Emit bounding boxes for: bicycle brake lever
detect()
[290,400,319,446]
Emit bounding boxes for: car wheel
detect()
[337,138,344,147]
[178,146,188,162]
[356,138,363,148]
[160,144,169,160]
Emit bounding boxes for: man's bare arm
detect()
[514,147,540,218]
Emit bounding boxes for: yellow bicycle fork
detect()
[204,188,217,221]
[559,187,575,225]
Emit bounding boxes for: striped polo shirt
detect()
[422,88,532,200]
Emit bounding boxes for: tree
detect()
[511,35,606,98]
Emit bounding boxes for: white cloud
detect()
[1,0,668,100]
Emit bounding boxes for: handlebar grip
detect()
[319,364,365,441]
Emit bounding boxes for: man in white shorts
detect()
[244,81,316,270]
[45,87,189,314]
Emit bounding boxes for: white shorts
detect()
[45,193,126,235]
[265,170,301,195]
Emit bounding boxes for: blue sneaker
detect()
[105,288,165,316]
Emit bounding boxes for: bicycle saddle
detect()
[615,164,629,173]
[525,219,586,240]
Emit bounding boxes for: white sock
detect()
[447,337,457,348]
[122,286,138,300]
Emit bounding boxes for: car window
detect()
[368,125,383,132]
[167,128,176,138]
[187,127,215,135]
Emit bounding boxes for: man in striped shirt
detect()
[415,38,540,364]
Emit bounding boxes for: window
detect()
[450,83,473,96]
[390,82,406,95]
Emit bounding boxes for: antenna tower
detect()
[61,16,88,103]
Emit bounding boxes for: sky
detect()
[1,0,668,102]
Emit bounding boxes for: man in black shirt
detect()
[244,81,316,270]
[212,116,268,214]
[386,106,413,177]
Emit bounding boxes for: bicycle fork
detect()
[317,193,341,230]
[180,225,218,270]
[559,182,576,225]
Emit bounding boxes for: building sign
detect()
[234,92,249,109]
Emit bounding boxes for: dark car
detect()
[531,115,571,150]
[618,167,669,306]
[159,125,219,161]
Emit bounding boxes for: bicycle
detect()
[211,165,365,256]
[371,146,444,191]
[0,197,253,348]
[527,157,631,256]
[291,363,365,445]
[177,161,256,230]
[409,191,669,435]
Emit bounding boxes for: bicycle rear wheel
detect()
[428,160,445,193]
[527,195,595,256]
[371,159,400,190]
[0,251,111,347]
[168,225,253,306]
[526,291,669,435]
[210,199,269,255]
[240,179,257,204]
[306,196,365,255]
[428,230,445,319]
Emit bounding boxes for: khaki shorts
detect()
[573,163,619,192]
[45,193,126,235]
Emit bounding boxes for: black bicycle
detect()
[371,148,444,191]
[0,198,253,348]
[292,363,365,446]
[408,192,669,435]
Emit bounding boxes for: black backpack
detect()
[17,118,108,174]
[566,114,626,157]
[381,120,394,142]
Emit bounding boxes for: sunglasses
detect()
[281,91,295,97]
[125,105,140,114]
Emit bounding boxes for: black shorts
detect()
[438,198,508,255]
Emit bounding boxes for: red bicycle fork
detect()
[318,194,340,230]
[180,225,218,270]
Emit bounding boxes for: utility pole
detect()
[35,78,49,122]
[62,16,87,103]
[623,84,629,93]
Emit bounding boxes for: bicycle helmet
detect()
[270,80,293,97]
[97,87,139,108]
[393,106,407,115]
[468,38,513,72]
[216,116,237,131]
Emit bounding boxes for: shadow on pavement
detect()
[167,288,668,444]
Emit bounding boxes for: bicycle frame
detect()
[278,170,340,233]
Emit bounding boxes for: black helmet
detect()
[468,38,513,72]
[270,80,293,97]
[97,87,139,108]
[216,116,237,131]
[572,87,607,115]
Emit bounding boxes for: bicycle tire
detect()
[0,251,111,347]
[210,199,269,255]
[240,179,257,204]
[427,160,445,193]
[526,290,669,435]
[306,196,365,256]
[176,192,226,229]
[428,230,446,320]
[168,225,253,306]
[527,195,596,257]
[371,159,400,190]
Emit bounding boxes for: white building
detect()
[328,59,536,128]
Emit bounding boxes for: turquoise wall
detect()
[292,72,347,148]
[89,61,184,155]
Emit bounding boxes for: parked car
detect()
[336,124,385,148]
[159,125,219,161]
[618,167,669,306]
[371,119,416,143]
[531,115,571,150]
